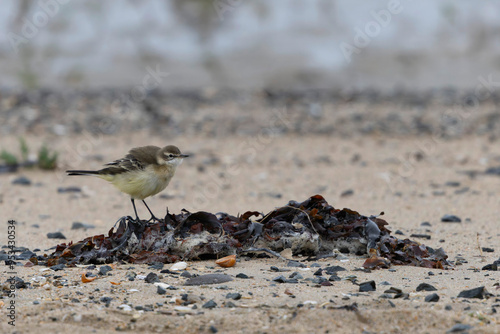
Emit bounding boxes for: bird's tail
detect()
[66,170,100,176]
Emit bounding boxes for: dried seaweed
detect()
[39,195,449,269]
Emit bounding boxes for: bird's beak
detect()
[180,154,189,158]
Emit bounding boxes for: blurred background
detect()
[1,0,500,91]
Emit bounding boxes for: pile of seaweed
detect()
[36,195,449,269]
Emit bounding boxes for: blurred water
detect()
[1,0,500,90]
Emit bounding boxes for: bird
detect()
[66,145,188,222]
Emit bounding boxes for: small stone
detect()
[180,271,192,278]
[157,286,166,295]
[209,325,218,333]
[235,273,249,279]
[226,293,241,300]
[416,283,437,292]
[118,304,132,312]
[12,176,31,186]
[99,265,113,276]
[359,280,376,292]
[481,247,494,253]
[33,300,40,305]
[57,186,81,193]
[425,293,439,302]
[100,296,112,306]
[202,300,217,309]
[420,222,432,227]
[71,222,95,230]
[395,230,404,235]
[272,275,287,283]
[313,268,323,276]
[170,262,187,271]
[340,189,354,197]
[145,272,160,284]
[410,234,431,240]
[323,266,346,275]
[445,305,453,311]
[47,232,66,239]
[50,264,66,271]
[457,286,488,299]
[441,214,461,223]
[445,181,461,187]
[289,272,304,280]
[446,324,472,333]
[184,274,233,286]
[287,260,306,268]
[270,266,281,272]
[148,262,164,270]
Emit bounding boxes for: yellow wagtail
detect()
[67,145,188,221]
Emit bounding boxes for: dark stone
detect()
[272,275,287,283]
[287,260,306,268]
[323,266,346,275]
[445,181,461,187]
[420,222,432,227]
[446,324,472,333]
[329,274,341,282]
[425,293,439,302]
[481,247,494,253]
[384,287,402,294]
[71,222,95,230]
[313,268,323,276]
[209,325,218,333]
[57,186,81,193]
[50,263,66,271]
[185,274,233,286]
[441,214,461,223]
[289,272,303,280]
[145,272,160,284]
[180,271,192,278]
[99,265,113,276]
[395,230,404,235]
[100,296,112,306]
[157,286,166,295]
[340,189,354,197]
[47,232,66,239]
[202,300,217,309]
[457,286,487,299]
[359,280,376,292]
[410,234,431,240]
[416,283,437,292]
[148,262,164,270]
[226,292,241,300]
[270,266,280,272]
[12,176,31,185]
[235,273,249,279]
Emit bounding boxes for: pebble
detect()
[441,214,461,223]
[12,176,31,185]
[446,324,472,333]
[57,186,82,193]
[235,273,249,279]
[323,266,346,274]
[118,304,132,312]
[149,262,164,270]
[481,247,494,252]
[71,222,95,230]
[457,286,487,299]
[50,264,66,271]
[410,234,431,240]
[359,280,376,292]
[170,261,187,271]
[287,260,306,268]
[157,286,166,295]
[226,292,241,300]
[416,283,437,292]
[395,230,405,235]
[425,293,439,302]
[145,272,160,283]
[184,274,233,286]
[99,265,113,276]
[340,189,354,197]
[47,232,66,239]
[202,300,217,309]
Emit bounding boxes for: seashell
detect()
[215,255,236,268]
[170,261,188,271]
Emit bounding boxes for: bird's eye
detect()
[168,154,174,158]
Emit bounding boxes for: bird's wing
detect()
[99,146,160,175]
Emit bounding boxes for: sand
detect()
[1,132,500,333]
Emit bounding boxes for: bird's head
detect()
[157,145,189,167]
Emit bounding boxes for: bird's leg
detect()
[131,198,140,222]
[142,200,159,222]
